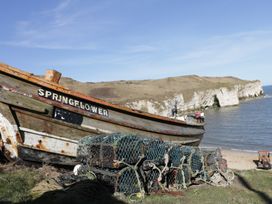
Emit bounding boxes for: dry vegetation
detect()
[0,163,271,204]
[59,75,254,105]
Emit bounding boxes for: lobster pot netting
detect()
[169,145,192,167]
[77,135,106,161]
[92,167,142,196]
[78,133,145,168]
[203,148,228,178]
[76,134,232,194]
[144,139,168,164]
[167,164,191,189]
[144,166,165,193]
[189,147,204,177]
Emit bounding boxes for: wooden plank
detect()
[0,63,204,127]
[0,76,204,136]
[0,88,52,115]
[17,145,77,166]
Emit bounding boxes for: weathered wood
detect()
[0,88,52,114]
[0,102,17,125]
[44,70,62,84]
[0,74,204,136]
[0,64,203,127]
[0,63,205,165]
[13,108,96,140]
[17,145,77,166]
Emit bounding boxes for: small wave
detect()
[229,148,258,153]
[200,145,266,153]
[264,94,272,98]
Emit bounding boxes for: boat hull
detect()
[0,64,205,165]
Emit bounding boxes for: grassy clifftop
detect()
[59,75,255,105]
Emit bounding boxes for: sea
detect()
[201,85,272,152]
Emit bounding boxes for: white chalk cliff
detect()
[60,75,264,117]
[124,81,263,117]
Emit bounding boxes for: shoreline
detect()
[200,146,269,170]
[221,149,258,170]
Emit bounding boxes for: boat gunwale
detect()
[0,63,204,128]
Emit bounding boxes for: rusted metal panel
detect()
[20,127,78,157]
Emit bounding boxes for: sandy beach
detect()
[221,149,259,170]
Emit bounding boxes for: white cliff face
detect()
[125,81,263,117]
[237,81,264,99]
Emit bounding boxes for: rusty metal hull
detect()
[0,63,205,165]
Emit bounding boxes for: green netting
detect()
[77,134,107,161]
[145,168,161,193]
[78,133,145,168]
[167,164,191,189]
[76,134,231,195]
[144,139,168,164]
[169,145,193,167]
[189,148,203,177]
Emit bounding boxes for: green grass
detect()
[0,167,271,204]
[143,170,272,204]
[0,167,43,203]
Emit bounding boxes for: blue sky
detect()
[1,0,272,85]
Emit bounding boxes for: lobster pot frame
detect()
[203,148,227,178]
[78,133,145,168]
[144,139,168,165]
[143,166,165,193]
[189,147,204,177]
[167,164,191,189]
[92,167,142,196]
[77,135,106,161]
[169,145,193,167]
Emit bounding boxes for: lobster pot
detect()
[77,135,107,161]
[77,133,145,168]
[169,145,192,167]
[203,148,227,178]
[189,148,204,177]
[144,167,163,193]
[144,139,168,164]
[167,164,191,189]
[92,167,142,196]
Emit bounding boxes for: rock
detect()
[125,81,263,117]
[59,75,264,117]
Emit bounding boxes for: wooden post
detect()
[44,70,62,84]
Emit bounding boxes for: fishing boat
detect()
[0,63,205,165]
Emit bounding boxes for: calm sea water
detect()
[201,86,272,152]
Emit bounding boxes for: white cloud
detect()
[1,0,114,50]
[176,30,272,68]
